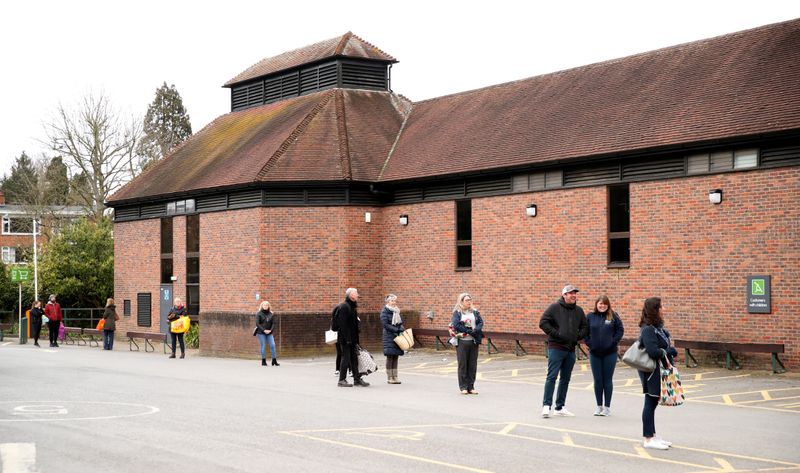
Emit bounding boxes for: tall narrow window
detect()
[160,218,173,284]
[185,214,200,316]
[608,185,630,266]
[456,200,472,270]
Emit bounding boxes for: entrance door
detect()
[160,285,173,335]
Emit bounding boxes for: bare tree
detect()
[43,93,143,219]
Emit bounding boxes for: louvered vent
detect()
[348,188,380,204]
[563,163,620,186]
[232,86,249,110]
[466,178,512,196]
[228,190,262,208]
[137,293,152,327]
[247,82,264,105]
[341,61,387,90]
[424,183,465,200]
[761,145,800,168]
[265,189,305,205]
[393,188,423,203]
[196,195,227,211]
[114,206,139,221]
[140,203,166,218]
[622,157,685,181]
[300,63,338,95]
[307,188,347,204]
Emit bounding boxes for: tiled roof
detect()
[380,18,800,181]
[224,32,397,87]
[108,89,409,203]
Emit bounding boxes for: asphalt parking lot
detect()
[1,341,799,472]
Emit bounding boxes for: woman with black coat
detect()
[451,292,484,395]
[30,300,44,347]
[638,297,678,450]
[255,301,279,366]
[585,295,624,416]
[380,294,405,384]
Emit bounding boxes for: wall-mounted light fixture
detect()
[426,310,434,321]
[399,214,409,226]
[365,212,372,223]
[526,204,538,217]
[709,189,722,205]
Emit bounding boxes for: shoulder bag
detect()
[622,340,656,372]
[393,328,414,350]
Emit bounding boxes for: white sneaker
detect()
[554,407,575,417]
[643,438,669,450]
[541,405,552,418]
[655,436,672,446]
[593,406,603,416]
[602,406,611,416]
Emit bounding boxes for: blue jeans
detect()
[542,348,576,409]
[642,394,659,437]
[589,352,618,407]
[257,333,276,360]
[103,330,114,350]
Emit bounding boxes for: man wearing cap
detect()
[539,285,588,417]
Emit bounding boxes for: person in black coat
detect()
[380,294,405,385]
[638,297,678,450]
[29,300,44,347]
[334,288,369,387]
[255,301,279,366]
[167,297,188,359]
[451,292,484,395]
[585,295,624,416]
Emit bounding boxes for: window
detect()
[734,148,758,169]
[123,299,131,316]
[608,184,630,266]
[1,247,15,264]
[688,148,759,174]
[456,200,472,270]
[2,217,38,235]
[186,214,200,316]
[161,218,173,284]
[166,199,196,215]
[137,293,152,327]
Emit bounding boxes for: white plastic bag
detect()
[325,330,338,345]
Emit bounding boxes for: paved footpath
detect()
[1,341,799,472]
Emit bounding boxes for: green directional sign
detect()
[751,279,765,295]
[10,267,30,282]
[747,275,771,314]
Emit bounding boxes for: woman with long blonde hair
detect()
[450,292,484,394]
[255,300,279,366]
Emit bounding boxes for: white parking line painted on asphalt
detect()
[0,442,39,473]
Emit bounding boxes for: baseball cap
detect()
[561,285,579,294]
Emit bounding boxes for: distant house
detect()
[0,191,87,264]
[108,22,800,367]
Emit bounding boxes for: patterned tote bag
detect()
[659,364,686,406]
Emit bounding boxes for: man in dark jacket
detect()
[335,288,369,387]
[539,285,588,417]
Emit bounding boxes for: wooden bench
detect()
[127,331,168,353]
[484,332,549,356]
[674,339,785,373]
[63,326,84,346]
[412,328,452,350]
[82,328,103,348]
[0,323,11,341]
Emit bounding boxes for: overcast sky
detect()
[1,1,798,178]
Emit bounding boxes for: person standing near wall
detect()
[44,294,63,348]
[638,297,678,450]
[102,298,119,350]
[335,288,369,387]
[167,297,188,359]
[30,300,44,347]
[380,294,405,384]
[585,295,624,416]
[451,293,484,395]
[255,300,279,366]
[539,285,588,417]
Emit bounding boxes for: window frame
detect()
[607,184,630,268]
[455,199,472,271]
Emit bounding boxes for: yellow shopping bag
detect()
[170,315,191,333]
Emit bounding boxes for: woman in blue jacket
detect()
[585,295,624,416]
[451,293,484,395]
[380,294,405,384]
[638,297,678,450]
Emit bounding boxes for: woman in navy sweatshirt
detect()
[584,295,624,416]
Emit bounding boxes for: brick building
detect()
[107,22,800,368]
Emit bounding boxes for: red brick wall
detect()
[113,219,161,332]
[114,167,799,367]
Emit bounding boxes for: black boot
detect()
[272,358,280,366]
[262,358,267,366]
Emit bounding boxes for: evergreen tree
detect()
[137,82,192,166]
[1,152,38,203]
[43,156,69,205]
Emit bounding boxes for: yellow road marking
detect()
[713,457,735,471]
[511,369,518,377]
[721,395,734,405]
[580,364,589,371]
[735,395,800,405]
[562,433,575,446]
[691,387,800,400]
[762,390,773,401]
[497,423,517,435]
[480,357,494,364]
[412,362,429,369]
[624,378,637,387]
[281,431,494,473]
[347,430,425,441]
[633,444,653,459]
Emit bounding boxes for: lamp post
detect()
[33,218,38,302]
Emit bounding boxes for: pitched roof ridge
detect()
[256,90,336,181]
[348,32,397,61]
[334,31,353,56]
[333,90,352,180]
[413,18,800,106]
[378,95,413,180]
